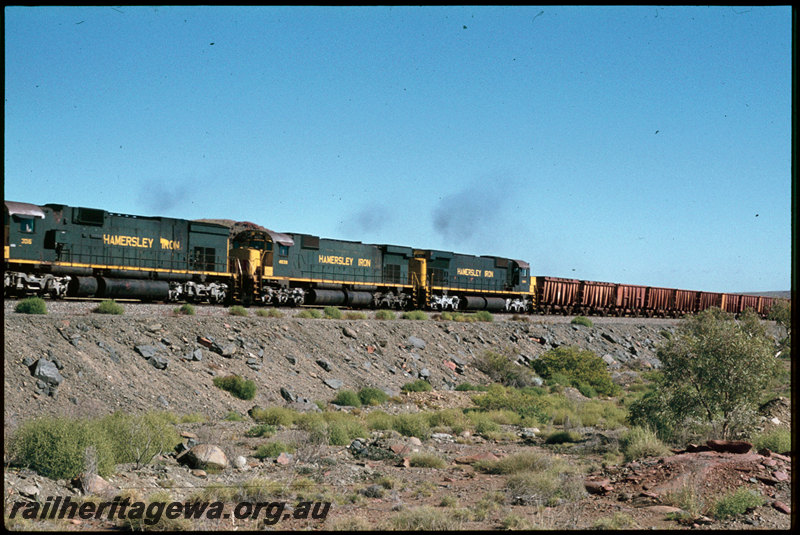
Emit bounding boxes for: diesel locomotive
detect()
[4,200,783,318]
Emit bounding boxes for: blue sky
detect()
[4,6,792,293]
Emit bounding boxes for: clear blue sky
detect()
[4,6,792,293]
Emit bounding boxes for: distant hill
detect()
[741,291,791,299]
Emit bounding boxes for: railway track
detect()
[4,298,684,325]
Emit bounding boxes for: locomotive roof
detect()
[4,201,46,219]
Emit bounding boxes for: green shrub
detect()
[503,456,586,506]
[454,382,488,391]
[619,426,670,461]
[531,346,620,397]
[570,316,593,327]
[401,379,432,392]
[332,390,362,407]
[358,387,389,406]
[10,416,116,479]
[593,512,635,530]
[224,411,244,421]
[327,419,367,446]
[641,307,778,440]
[374,309,396,320]
[365,410,394,430]
[387,506,465,531]
[392,413,430,440]
[296,308,323,319]
[344,311,367,320]
[409,453,447,468]
[256,308,283,318]
[94,299,124,315]
[99,411,181,468]
[254,441,295,459]
[228,305,248,316]
[213,375,257,400]
[475,451,553,474]
[15,297,47,314]
[470,384,547,423]
[544,430,582,444]
[401,310,427,320]
[174,303,195,315]
[323,306,342,319]
[250,406,296,427]
[426,408,471,434]
[713,487,765,519]
[751,428,791,454]
[245,424,277,438]
[474,350,537,388]
[474,310,494,322]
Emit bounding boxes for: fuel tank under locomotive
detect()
[68,276,170,301]
[305,289,375,307]
[459,296,507,311]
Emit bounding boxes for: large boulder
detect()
[179,444,228,470]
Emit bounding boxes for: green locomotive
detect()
[5,201,230,302]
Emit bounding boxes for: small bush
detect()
[751,428,791,454]
[224,411,244,421]
[475,451,552,474]
[531,346,620,397]
[392,413,431,440]
[545,430,582,444]
[100,411,181,468]
[358,387,389,406]
[213,375,257,400]
[570,315,593,327]
[387,506,465,531]
[663,481,706,517]
[15,297,48,314]
[620,426,670,461]
[10,416,116,479]
[250,407,296,427]
[409,453,447,469]
[245,424,277,438]
[296,308,323,319]
[328,419,367,446]
[344,311,367,320]
[474,310,494,322]
[332,390,362,407]
[228,305,248,316]
[365,410,394,430]
[593,512,635,530]
[401,379,432,393]
[475,350,537,388]
[505,459,586,506]
[454,382,488,391]
[470,384,547,423]
[174,303,195,315]
[254,441,295,459]
[323,306,342,319]
[402,310,428,320]
[713,487,765,519]
[256,308,283,318]
[374,309,396,320]
[94,299,124,315]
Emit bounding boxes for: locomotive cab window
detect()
[278,245,289,256]
[192,247,217,271]
[15,216,35,233]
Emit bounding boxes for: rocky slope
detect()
[4,305,677,435]
[3,303,791,531]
